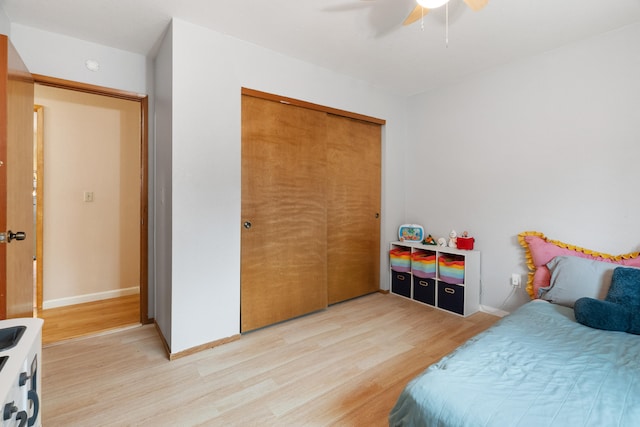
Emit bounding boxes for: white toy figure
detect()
[437,237,447,247]
[448,230,458,248]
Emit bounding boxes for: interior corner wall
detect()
[404,23,640,313]
[167,18,407,353]
[153,23,173,347]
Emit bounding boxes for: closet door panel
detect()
[241,95,328,332]
[326,114,381,304]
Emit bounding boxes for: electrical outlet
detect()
[511,273,521,287]
[83,191,94,202]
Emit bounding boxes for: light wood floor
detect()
[41,292,499,426]
[38,294,140,345]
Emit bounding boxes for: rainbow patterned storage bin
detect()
[438,255,465,284]
[389,247,411,272]
[411,251,436,278]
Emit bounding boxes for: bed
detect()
[389,232,640,426]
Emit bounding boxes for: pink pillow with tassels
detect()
[518,232,640,299]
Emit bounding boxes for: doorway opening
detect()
[32,75,149,344]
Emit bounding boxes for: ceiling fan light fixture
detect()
[416,0,450,9]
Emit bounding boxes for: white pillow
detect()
[541,256,620,307]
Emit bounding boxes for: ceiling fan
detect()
[403,0,488,26]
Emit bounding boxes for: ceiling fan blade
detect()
[463,0,488,12]
[403,5,429,26]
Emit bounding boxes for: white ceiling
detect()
[2,0,640,96]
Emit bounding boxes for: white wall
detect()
[153,24,173,346]
[159,18,407,353]
[145,56,157,319]
[0,8,9,35]
[405,23,640,313]
[10,24,146,95]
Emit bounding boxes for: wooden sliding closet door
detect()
[241,95,328,332]
[326,114,381,304]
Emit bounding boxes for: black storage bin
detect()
[438,282,464,315]
[391,271,411,298]
[413,277,435,306]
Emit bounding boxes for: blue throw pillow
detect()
[574,267,640,335]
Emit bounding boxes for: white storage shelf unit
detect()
[389,241,480,317]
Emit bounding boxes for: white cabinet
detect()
[389,242,480,316]
[1,318,43,427]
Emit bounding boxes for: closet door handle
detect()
[243,221,252,229]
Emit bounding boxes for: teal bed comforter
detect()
[389,301,640,426]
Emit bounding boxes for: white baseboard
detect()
[43,287,140,310]
[479,305,510,317]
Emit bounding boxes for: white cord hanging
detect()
[420,2,451,46]
[445,2,449,47]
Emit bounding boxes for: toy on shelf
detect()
[398,224,424,242]
[448,230,458,248]
[423,234,437,245]
[457,231,475,250]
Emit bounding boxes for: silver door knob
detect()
[8,231,26,242]
[243,221,252,229]
[0,230,26,243]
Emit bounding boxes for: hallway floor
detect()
[38,294,140,345]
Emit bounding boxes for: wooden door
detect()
[0,35,35,319]
[326,114,381,304]
[241,95,328,332]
